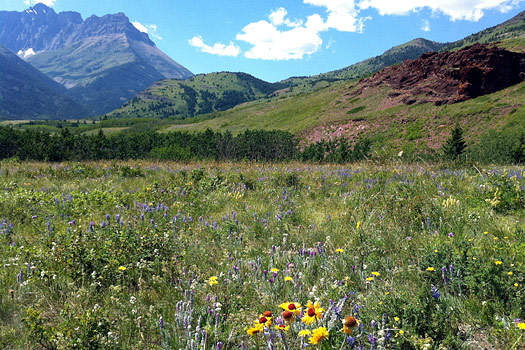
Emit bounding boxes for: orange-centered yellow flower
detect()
[279,302,301,316]
[275,324,290,331]
[341,316,360,335]
[258,315,272,328]
[246,323,264,336]
[301,300,324,325]
[309,327,329,345]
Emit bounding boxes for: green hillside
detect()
[316,38,446,81]
[0,43,86,120]
[444,10,525,51]
[108,72,288,119]
[156,39,525,159]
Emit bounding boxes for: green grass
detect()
[0,161,523,349]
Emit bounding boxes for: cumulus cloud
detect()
[421,19,431,32]
[357,0,524,21]
[304,0,367,32]
[189,0,524,61]
[235,9,325,60]
[269,7,304,27]
[189,36,241,57]
[132,21,163,40]
[24,0,56,6]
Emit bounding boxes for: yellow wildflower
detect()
[208,276,218,286]
[309,327,329,345]
[301,300,324,325]
[279,302,301,316]
[284,276,293,282]
[394,317,400,322]
[518,323,525,330]
[426,267,435,272]
[275,324,290,331]
[118,266,126,271]
[371,272,380,276]
[336,248,344,253]
[366,277,374,281]
[298,330,312,337]
[246,323,264,336]
[494,261,503,265]
[341,316,359,335]
[271,268,279,273]
[357,221,361,229]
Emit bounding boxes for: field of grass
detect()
[0,161,524,349]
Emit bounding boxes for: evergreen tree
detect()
[513,132,525,164]
[442,124,467,160]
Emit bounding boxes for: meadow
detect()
[0,161,524,349]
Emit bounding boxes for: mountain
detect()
[316,38,447,81]
[0,43,85,120]
[109,72,288,119]
[0,4,193,116]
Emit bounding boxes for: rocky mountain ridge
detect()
[0,4,193,116]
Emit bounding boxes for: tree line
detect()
[0,126,375,163]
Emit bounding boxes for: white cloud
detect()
[189,36,241,57]
[24,0,56,6]
[357,0,524,21]
[304,0,367,32]
[189,0,524,61]
[132,21,163,40]
[421,19,431,32]
[235,10,325,60]
[269,7,304,27]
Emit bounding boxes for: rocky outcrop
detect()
[353,43,525,105]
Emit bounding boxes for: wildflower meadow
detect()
[0,161,524,349]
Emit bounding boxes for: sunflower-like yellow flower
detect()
[309,327,329,345]
[275,324,290,331]
[298,330,312,337]
[341,316,360,335]
[301,300,324,325]
[246,323,264,336]
[279,302,301,316]
[258,315,272,328]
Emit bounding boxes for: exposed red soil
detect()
[350,43,525,106]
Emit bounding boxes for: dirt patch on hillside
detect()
[350,43,525,106]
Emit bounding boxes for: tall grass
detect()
[0,161,523,349]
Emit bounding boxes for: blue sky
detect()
[2,0,525,82]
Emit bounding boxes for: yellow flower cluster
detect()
[245,300,334,345]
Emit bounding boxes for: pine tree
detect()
[513,132,525,164]
[442,124,467,160]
